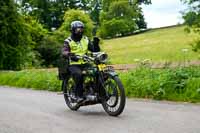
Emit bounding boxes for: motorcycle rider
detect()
[62,20,100,103]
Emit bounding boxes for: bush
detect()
[23,16,49,68]
[35,36,61,67]
[182,0,200,55]
[120,66,200,102]
[191,39,200,54]
[24,16,61,67]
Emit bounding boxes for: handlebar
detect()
[76,55,95,62]
[69,52,108,63]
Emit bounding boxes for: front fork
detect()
[97,71,118,101]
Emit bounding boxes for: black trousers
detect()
[68,64,85,97]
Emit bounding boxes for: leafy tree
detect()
[19,0,95,29]
[98,1,142,38]
[20,0,55,29]
[88,0,102,30]
[18,0,151,30]
[23,15,50,67]
[181,0,200,53]
[23,15,48,47]
[0,0,34,70]
[90,0,150,35]
[135,8,147,29]
[18,1,95,67]
[134,0,151,5]
[181,0,200,32]
[102,0,151,11]
[21,14,62,67]
[98,18,137,38]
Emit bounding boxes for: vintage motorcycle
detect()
[61,52,126,116]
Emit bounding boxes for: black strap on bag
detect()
[58,50,70,80]
[58,37,73,80]
[58,58,69,80]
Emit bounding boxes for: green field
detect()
[102,25,199,64]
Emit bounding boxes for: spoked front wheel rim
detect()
[102,76,126,116]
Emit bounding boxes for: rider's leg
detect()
[68,65,84,100]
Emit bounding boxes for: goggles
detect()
[75,27,84,34]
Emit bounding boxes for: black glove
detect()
[92,37,100,52]
[69,53,79,62]
[93,37,100,44]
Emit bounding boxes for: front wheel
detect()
[102,76,126,116]
[62,77,80,111]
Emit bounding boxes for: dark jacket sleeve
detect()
[62,39,79,61]
[62,40,70,58]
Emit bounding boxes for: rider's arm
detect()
[62,40,79,61]
[88,37,100,52]
[62,40,70,58]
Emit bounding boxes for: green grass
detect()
[0,69,61,91]
[102,25,199,64]
[0,66,200,103]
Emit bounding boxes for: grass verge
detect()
[0,69,61,92]
[0,66,200,102]
[120,66,200,103]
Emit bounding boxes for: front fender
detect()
[106,71,118,77]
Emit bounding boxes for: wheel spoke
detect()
[103,78,122,113]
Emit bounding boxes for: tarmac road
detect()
[0,86,200,133]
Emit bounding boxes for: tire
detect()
[102,76,126,116]
[62,77,80,111]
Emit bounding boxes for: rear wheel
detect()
[102,76,126,116]
[62,77,80,111]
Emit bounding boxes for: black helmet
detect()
[70,21,84,36]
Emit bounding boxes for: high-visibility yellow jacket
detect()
[68,36,89,65]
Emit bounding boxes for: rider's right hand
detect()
[68,53,75,56]
[69,53,80,62]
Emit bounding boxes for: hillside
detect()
[102,25,199,64]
